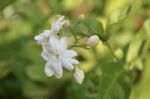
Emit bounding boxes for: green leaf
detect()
[84,18,106,40]
[126,30,147,63]
[0,61,12,79]
[130,56,150,99]
[98,62,133,99]
[106,4,131,36]
[74,18,106,41]
[74,23,89,36]
[25,65,46,82]
[67,62,133,99]
[23,81,48,99]
[107,4,131,26]
[144,19,150,38]
[66,67,102,99]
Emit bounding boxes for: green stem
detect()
[69,26,78,41]
[105,42,119,61]
[73,20,81,30]
[92,47,99,61]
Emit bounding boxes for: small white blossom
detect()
[74,66,84,84]
[87,35,100,47]
[41,36,79,79]
[34,15,85,84]
[34,16,65,44]
[50,16,65,35]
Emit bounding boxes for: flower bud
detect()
[63,20,71,28]
[87,35,100,47]
[79,14,85,21]
[114,48,124,60]
[74,67,84,84]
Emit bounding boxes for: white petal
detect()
[56,16,65,23]
[41,43,54,61]
[49,36,60,53]
[74,67,84,84]
[41,51,49,61]
[50,27,58,35]
[55,22,65,31]
[63,50,78,58]
[42,30,51,37]
[61,59,74,70]
[34,35,45,44]
[42,43,54,54]
[65,58,79,64]
[34,30,51,44]
[50,16,65,35]
[51,60,63,79]
[87,35,100,47]
[45,61,54,77]
[59,37,68,52]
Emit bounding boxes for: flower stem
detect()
[105,42,119,61]
[69,26,78,41]
[73,20,81,30]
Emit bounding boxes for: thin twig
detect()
[69,26,78,41]
[73,20,81,30]
[105,42,119,61]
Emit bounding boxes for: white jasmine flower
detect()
[41,36,79,79]
[34,16,65,44]
[50,16,65,35]
[74,66,84,84]
[87,35,100,47]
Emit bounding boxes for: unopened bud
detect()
[115,48,124,60]
[87,35,100,47]
[74,67,84,84]
[79,14,85,21]
[63,20,71,28]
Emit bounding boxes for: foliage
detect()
[0,0,150,99]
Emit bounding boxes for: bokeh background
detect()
[0,0,150,99]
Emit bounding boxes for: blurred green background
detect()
[0,0,150,99]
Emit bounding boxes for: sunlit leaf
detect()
[130,56,150,99]
[144,19,150,37]
[106,4,131,36]
[107,4,131,26]
[126,30,147,63]
[98,62,133,99]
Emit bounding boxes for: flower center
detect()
[52,53,59,60]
